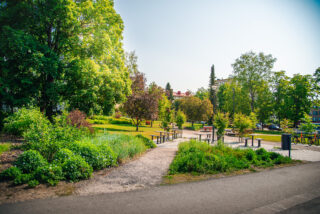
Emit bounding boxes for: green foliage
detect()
[300,113,317,133]
[69,141,116,170]
[33,164,64,186]
[180,97,213,124]
[3,107,49,136]
[0,143,11,155]
[195,87,209,100]
[0,167,22,181]
[169,140,293,175]
[61,155,93,182]
[0,0,131,117]
[15,150,47,174]
[175,110,187,129]
[94,134,147,163]
[53,148,75,164]
[234,113,252,138]
[135,134,157,149]
[214,112,229,137]
[280,119,293,134]
[28,180,40,188]
[186,124,203,131]
[13,173,33,185]
[232,51,276,112]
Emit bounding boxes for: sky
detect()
[114,0,320,92]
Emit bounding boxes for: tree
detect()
[271,71,290,125]
[286,74,313,127]
[123,72,158,131]
[208,64,217,113]
[147,82,164,126]
[165,82,174,101]
[256,81,273,125]
[180,97,213,126]
[213,112,229,140]
[0,0,130,117]
[300,113,316,133]
[125,51,139,75]
[175,110,186,129]
[217,81,251,116]
[232,52,276,112]
[195,87,209,100]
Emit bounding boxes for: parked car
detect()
[268,124,282,131]
[256,123,262,129]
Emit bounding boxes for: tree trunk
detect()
[136,123,139,131]
[192,121,194,127]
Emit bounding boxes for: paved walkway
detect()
[1,162,320,214]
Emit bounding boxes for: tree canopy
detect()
[0,0,131,117]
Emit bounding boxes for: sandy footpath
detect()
[75,138,186,196]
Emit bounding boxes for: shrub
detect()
[53,148,74,164]
[62,155,93,182]
[13,173,33,185]
[135,134,156,148]
[67,110,93,133]
[3,107,50,136]
[169,140,293,175]
[15,150,47,173]
[28,179,40,188]
[34,164,64,186]
[175,110,186,129]
[0,166,22,181]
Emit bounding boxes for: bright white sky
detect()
[114,0,320,92]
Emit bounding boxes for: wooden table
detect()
[155,131,167,143]
[195,132,212,142]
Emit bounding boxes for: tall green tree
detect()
[271,71,290,125]
[232,52,276,112]
[0,0,130,117]
[209,64,217,113]
[287,74,313,127]
[256,81,273,125]
[165,82,174,101]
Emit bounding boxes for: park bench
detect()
[203,126,212,132]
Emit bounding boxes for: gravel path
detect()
[75,138,187,196]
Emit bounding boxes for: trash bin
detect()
[281,134,292,150]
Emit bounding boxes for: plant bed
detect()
[165,140,301,184]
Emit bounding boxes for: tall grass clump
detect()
[169,140,294,175]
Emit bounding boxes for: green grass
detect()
[168,140,294,175]
[254,130,283,135]
[0,143,11,155]
[245,134,281,142]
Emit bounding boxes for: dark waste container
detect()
[281,134,292,150]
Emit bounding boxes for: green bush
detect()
[70,141,114,170]
[15,150,47,173]
[3,107,50,136]
[0,166,22,181]
[33,164,64,186]
[28,179,40,187]
[13,173,33,185]
[169,140,293,175]
[135,134,157,148]
[62,155,93,182]
[53,148,74,164]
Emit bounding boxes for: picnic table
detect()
[195,132,212,142]
[155,131,167,143]
[249,133,260,146]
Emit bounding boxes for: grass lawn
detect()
[92,121,165,139]
[253,130,283,135]
[246,134,281,142]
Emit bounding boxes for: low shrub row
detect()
[169,140,293,175]
[0,108,156,187]
[90,115,132,125]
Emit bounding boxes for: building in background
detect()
[311,107,320,122]
[173,91,191,100]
